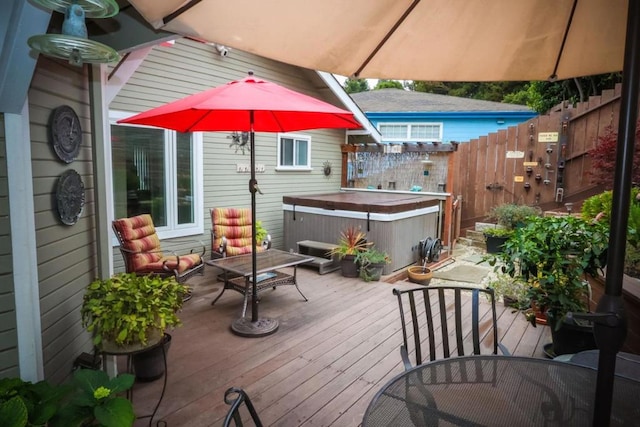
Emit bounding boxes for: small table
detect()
[206,249,313,317]
[363,355,640,427]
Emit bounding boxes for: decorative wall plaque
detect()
[55,169,85,225]
[49,105,82,163]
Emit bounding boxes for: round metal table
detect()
[363,355,640,427]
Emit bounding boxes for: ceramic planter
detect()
[407,266,433,286]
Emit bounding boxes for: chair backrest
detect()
[211,208,254,255]
[393,285,502,369]
[112,214,163,273]
[223,387,263,427]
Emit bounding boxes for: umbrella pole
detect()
[231,111,279,337]
[591,0,639,424]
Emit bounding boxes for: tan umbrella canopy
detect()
[125,0,638,425]
[127,0,626,81]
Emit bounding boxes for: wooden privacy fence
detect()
[453,83,625,232]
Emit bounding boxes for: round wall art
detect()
[56,169,85,225]
[49,105,82,163]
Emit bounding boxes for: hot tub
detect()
[283,191,442,275]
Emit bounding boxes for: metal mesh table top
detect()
[363,355,640,427]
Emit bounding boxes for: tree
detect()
[374,79,403,90]
[343,78,370,94]
[588,122,640,189]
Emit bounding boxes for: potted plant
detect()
[485,272,528,308]
[355,247,391,281]
[483,203,540,253]
[328,226,372,277]
[81,273,187,381]
[482,226,514,254]
[489,215,609,355]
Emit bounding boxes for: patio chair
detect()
[393,285,509,370]
[210,208,271,259]
[112,214,205,300]
[222,387,263,427]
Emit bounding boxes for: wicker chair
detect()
[210,208,271,259]
[112,214,205,288]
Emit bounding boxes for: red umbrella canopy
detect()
[118,73,361,132]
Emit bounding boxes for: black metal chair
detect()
[223,387,263,427]
[393,285,510,370]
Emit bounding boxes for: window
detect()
[277,133,311,170]
[109,112,203,239]
[379,122,442,142]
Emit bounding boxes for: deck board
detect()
[130,265,551,426]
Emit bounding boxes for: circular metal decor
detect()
[56,169,85,225]
[49,105,82,163]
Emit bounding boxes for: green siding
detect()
[0,113,19,379]
[111,39,348,265]
[28,58,96,384]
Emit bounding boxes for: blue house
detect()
[350,89,537,144]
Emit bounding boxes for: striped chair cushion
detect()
[211,208,265,256]
[113,214,163,272]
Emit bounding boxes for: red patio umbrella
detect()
[119,71,361,336]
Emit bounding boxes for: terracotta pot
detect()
[407,266,433,286]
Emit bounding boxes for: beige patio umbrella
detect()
[126,0,626,81]
[124,1,638,425]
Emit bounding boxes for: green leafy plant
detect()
[355,247,391,266]
[355,247,391,282]
[0,377,71,427]
[486,203,541,230]
[486,272,529,308]
[255,220,268,244]
[53,369,135,427]
[81,273,188,349]
[581,188,640,277]
[482,227,514,238]
[0,370,135,427]
[328,226,372,259]
[488,215,609,329]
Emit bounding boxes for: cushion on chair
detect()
[112,214,164,273]
[212,208,265,256]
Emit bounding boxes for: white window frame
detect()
[276,133,312,171]
[378,122,443,143]
[109,110,204,242]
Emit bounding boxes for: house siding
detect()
[0,112,19,378]
[29,57,96,384]
[110,39,347,265]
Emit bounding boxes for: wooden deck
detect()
[130,264,551,427]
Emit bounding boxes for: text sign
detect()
[538,132,559,142]
[236,164,266,173]
[523,162,538,166]
[506,151,524,159]
[514,176,524,182]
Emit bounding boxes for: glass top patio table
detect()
[362,355,640,427]
[206,248,312,276]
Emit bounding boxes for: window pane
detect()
[111,125,167,226]
[296,139,308,166]
[176,132,194,224]
[281,137,294,166]
[411,124,440,139]
[380,124,408,139]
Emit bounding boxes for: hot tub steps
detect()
[297,240,340,275]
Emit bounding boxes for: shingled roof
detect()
[350,88,533,113]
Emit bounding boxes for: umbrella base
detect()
[231,316,279,337]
